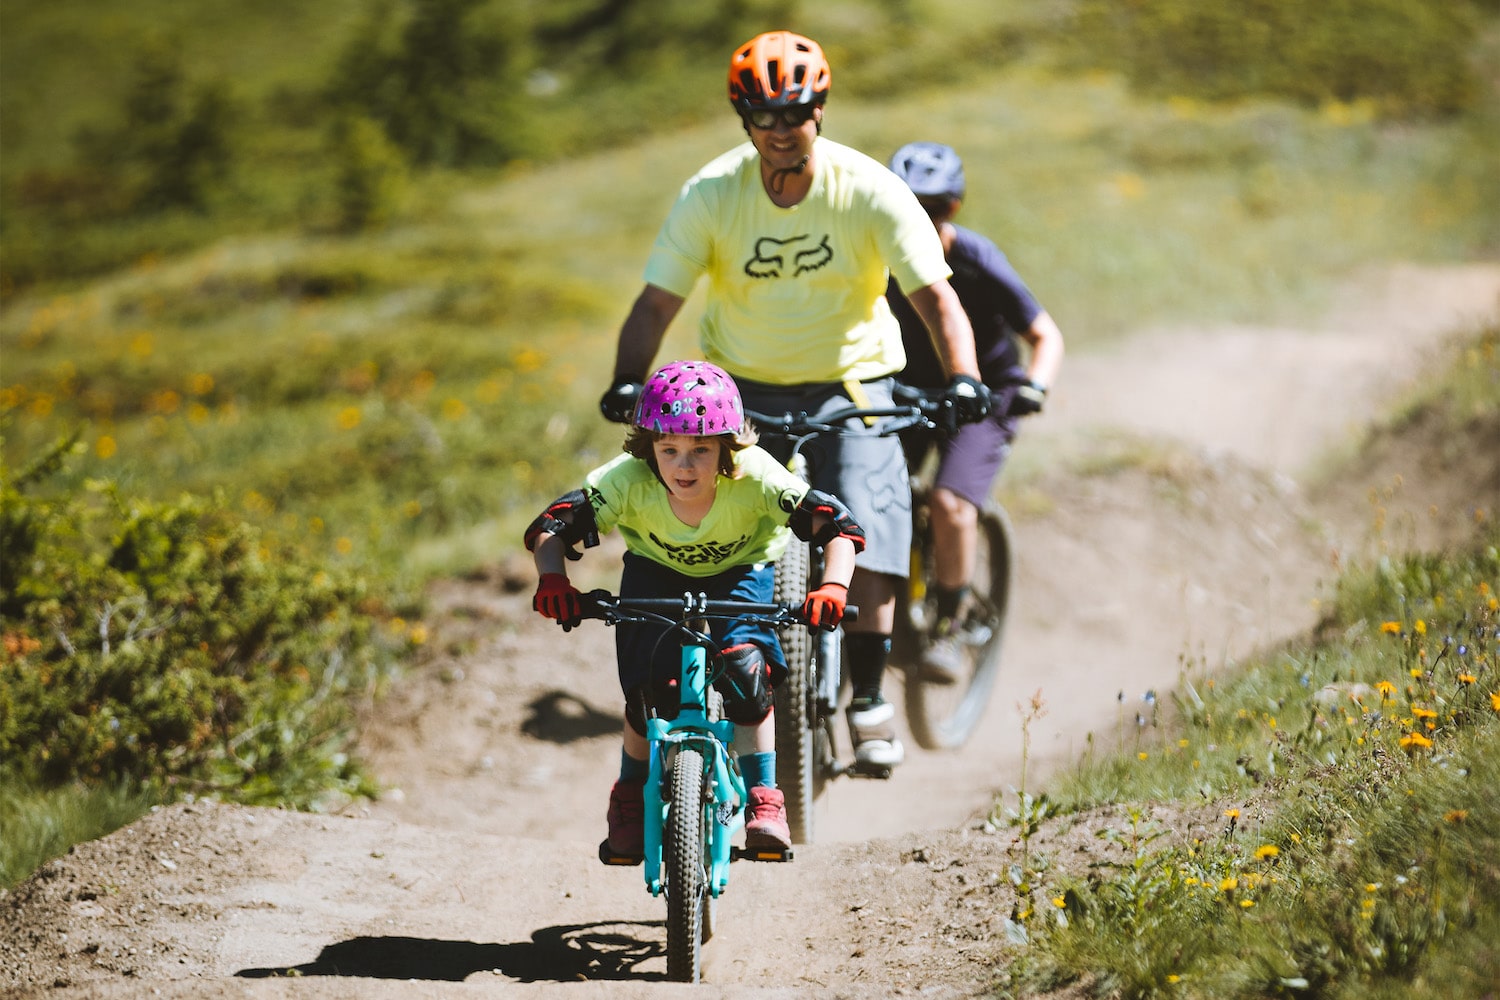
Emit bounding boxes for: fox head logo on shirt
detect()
[744,234,834,279]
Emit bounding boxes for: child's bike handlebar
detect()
[570,590,859,630]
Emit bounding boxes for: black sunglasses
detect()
[744,105,818,130]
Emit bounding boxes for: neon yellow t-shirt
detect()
[642,137,952,385]
[584,445,810,577]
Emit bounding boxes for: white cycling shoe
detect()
[847,700,905,770]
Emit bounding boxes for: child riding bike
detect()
[526,361,863,857]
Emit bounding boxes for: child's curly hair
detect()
[624,423,760,481]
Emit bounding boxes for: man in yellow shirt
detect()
[599,30,988,773]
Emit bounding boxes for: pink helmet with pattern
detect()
[633,360,744,436]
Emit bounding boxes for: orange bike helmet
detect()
[727,31,831,112]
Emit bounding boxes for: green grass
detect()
[2,0,1499,906]
[993,328,1500,999]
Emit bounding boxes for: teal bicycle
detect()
[573,590,854,983]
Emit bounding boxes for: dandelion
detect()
[1051,896,1066,909]
[1178,738,1189,748]
[1255,844,1279,860]
[1240,899,1255,909]
[1400,733,1433,750]
[1223,809,1240,819]
[1219,877,1238,892]
[1380,621,1402,634]
[1411,707,1437,720]
[1167,974,1182,984]
[1366,883,1381,892]
[1458,673,1476,685]
[1375,681,1396,699]
[1138,752,1149,761]
[1414,619,1427,635]
[1114,172,1146,199]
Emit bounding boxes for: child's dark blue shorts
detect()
[616,552,787,699]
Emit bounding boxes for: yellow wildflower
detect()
[1399,732,1433,750]
[1458,673,1476,685]
[1224,808,1240,819]
[1380,621,1402,634]
[1254,844,1279,860]
[1375,681,1396,699]
[1219,877,1238,892]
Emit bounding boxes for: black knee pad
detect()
[624,679,681,737]
[714,642,774,726]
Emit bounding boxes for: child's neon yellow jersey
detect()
[642,137,952,386]
[584,445,810,577]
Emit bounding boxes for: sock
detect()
[619,748,649,783]
[846,632,892,705]
[739,750,776,789]
[934,584,969,623]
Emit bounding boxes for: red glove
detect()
[802,582,848,631]
[534,573,582,625]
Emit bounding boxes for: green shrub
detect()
[1071,0,1481,117]
[0,432,393,805]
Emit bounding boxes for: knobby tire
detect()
[903,502,1014,750]
[772,539,816,843]
[665,747,708,983]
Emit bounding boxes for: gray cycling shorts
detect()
[737,377,912,579]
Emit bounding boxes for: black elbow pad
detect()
[522,489,601,560]
[787,489,866,553]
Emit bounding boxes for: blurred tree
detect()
[328,114,408,232]
[327,0,532,167]
[72,36,238,213]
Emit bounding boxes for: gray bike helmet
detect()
[888,141,966,200]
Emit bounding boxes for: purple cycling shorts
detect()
[922,383,1020,509]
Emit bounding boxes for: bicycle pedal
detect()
[733,845,794,863]
[848,762,893,780]
[597,840,644,867]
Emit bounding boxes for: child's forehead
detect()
[654,433,721,447]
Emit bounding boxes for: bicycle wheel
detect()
[665,747,708,983]
[772,539,816,844]
[902,502,1014,750]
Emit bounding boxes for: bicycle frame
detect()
[641,633,743,898]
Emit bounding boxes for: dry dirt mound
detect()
[2,263,1496,999]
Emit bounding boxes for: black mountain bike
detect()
[747,386,1013,843]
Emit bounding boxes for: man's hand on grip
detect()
[599,378,643,423]
[1008,380,1047,417]
[944,374,992,425]
[802,582,848,631]
[534,572,583,626]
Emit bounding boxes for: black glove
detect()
[599,377,643,423]
[1007,380,1047,417]
[943,374,992,425]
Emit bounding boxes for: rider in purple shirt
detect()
[885,142,1065,681]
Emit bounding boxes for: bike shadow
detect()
[521,690,619,744]
[236,921,667,981]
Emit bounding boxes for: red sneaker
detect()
[744,786,791,850]
[606,778,645,855]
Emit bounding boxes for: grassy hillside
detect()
[3,0,1499,925]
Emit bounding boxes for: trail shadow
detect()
[521,690,618,743]
[237,921,664,982]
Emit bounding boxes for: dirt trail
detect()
[3,263,1496,999]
